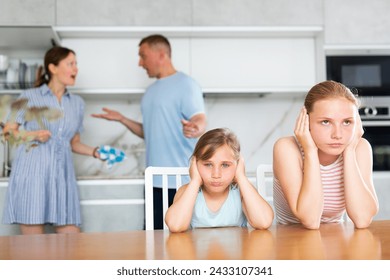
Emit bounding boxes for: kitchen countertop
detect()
[76,175,144,180]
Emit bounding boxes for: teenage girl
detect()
[273,80,378,229]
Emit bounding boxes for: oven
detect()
[360,97,390,171]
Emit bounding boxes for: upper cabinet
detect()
[324,0,390,46]
[55,0,323,27]
[54,26,322,96]
[0,0,55,26]
[0,26,58,54]
[190,37,316,93]
[0,0,57,57]
[0,26,59,94]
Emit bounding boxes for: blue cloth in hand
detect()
[98,145,127,169]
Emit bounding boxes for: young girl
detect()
[2,46,102,235]
[165,128,274,233]
[273,80,379,229]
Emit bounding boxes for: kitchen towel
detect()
[98,145,127,169]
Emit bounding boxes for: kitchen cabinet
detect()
[0,26,59,95]
[56,0,192,26]
[59,37,190,91]
[324,0,390,45]
[77,179,145,233]
[0,178,146,236]
[0,0,55,26]
[372,172,390,221]
[0,26,57,54]
[190,37,316,92]
[192,0,323,26]
[0,182,19,235]
[54,26,322,97]
[55,0,323,27]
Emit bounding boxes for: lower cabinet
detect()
[0,182,20,236]
[78,179,145,233]
[0,179,145,236]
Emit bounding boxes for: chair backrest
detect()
[256,164,274,204]
[144,166,189,230]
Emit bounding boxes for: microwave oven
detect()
[326,55,390,96]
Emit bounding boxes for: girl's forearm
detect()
[295,152,324,229]
[237,176,274,229]
[343,149,378,227]
[165,183,199,232]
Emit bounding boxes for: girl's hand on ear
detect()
[344,113,364,153]
[189,157,203,186]
[234,155,246,183]
[294,107,317,152]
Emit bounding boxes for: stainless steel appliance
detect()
[360,97,390,171]
[326,55,390,96]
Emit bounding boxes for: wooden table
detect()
[0,220,389,260]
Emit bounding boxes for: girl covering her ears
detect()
[273,80,379,229]
[165,128,274,233]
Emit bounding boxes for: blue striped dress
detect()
[2,84,85,226]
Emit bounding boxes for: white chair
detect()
[144,166,189,230]
[256,164,274,204]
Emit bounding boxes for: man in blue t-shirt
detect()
[92,34,207,229]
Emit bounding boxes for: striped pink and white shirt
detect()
[274,149,346,225]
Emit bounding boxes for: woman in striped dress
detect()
[2,46,101,235]
[273,80,378,229]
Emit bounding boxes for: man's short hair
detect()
[139,34,171,57]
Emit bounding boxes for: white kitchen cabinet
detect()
[0,26,59,96]
[54,26,322,97]
[0,179,146,236]
[190,37,316,92]
[60,37,191,90]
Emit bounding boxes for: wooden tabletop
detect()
[0,220,389,260]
